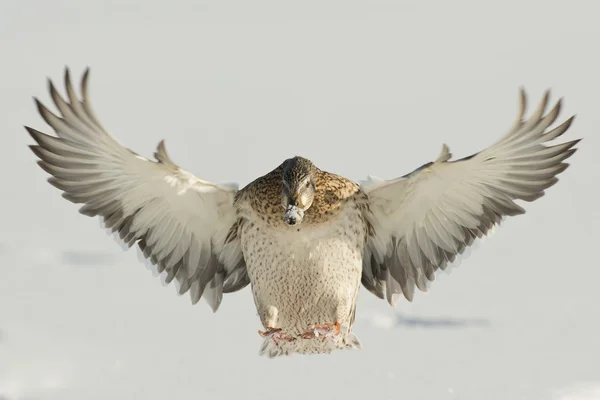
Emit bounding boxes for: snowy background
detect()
[1,0,599,399]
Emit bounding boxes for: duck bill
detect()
[283,205,304,226]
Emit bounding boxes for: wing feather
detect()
[362,89,580,305]
[26,68,249,310]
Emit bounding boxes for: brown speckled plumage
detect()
[235,157,370,227]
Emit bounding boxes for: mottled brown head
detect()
[281,156,317,226]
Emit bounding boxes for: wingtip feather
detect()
[64,66,71,82]
[82,67,91,96]
[517,87,527,122]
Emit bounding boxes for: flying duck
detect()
[26,68,580,357]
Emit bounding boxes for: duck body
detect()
[234,165,369,356]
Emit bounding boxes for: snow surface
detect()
[1,1,598,399]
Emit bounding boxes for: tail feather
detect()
[259,332,362,358]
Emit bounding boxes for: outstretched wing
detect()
[361,89,580,306]
[26,68,248,311]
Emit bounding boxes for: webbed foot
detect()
[301,322,341,342]
[258,327,295,345]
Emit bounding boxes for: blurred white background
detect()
[1,1,598,399]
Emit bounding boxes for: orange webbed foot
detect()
[258,327,295,345]
[301,322,341,341]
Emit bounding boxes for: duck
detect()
[26,68,580,357]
